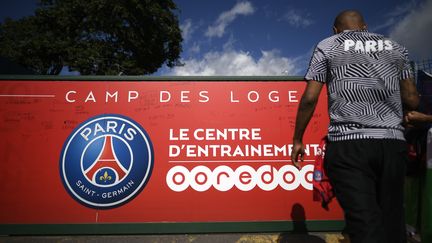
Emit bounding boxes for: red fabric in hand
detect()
[312,137,335,210]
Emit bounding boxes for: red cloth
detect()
[312,137,335,210]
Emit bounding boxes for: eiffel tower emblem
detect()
[84,136,127,184]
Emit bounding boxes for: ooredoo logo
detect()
[166,164,314,192]
[60,114,153,209]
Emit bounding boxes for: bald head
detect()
[333,10,367,33]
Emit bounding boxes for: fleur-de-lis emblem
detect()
[100,171,112,182]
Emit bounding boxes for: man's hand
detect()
[405,111,432,126]
[291,140,305,169]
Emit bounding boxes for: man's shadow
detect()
[277,203,326,243]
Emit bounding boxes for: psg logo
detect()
[60,114,153,209]
[313,170,323,182]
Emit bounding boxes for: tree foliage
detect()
[0,0,183,75]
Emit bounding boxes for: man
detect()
[291,10,419,243]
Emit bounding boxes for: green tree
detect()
[0,0,183,75]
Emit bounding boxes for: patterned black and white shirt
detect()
[305,30,413,141]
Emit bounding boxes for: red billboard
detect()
[0,79,342,228]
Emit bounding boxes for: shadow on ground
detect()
[275,203,326,243]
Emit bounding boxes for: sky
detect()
[1,0,431,76]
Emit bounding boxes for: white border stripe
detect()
[0,94,55,98]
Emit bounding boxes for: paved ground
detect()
[0,232,422,243]
[0,233,344,243]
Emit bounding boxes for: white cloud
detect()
[390,0,432,59]
[387,0,418,17]
[223,34,237,50]
[371,0,418,32]
[371,17,396,32]
[189,42,201,54]
[164,49,300,76]
[205,1,255,38]
[280,9,313,28]
[180,19,195,43]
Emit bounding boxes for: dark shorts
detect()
[325,139,408,243]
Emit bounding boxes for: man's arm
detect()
[291,80,324,169]
[400,77,420,111]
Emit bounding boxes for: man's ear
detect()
[333,26,338,34]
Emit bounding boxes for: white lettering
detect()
[354,40,365,52]
[384,40,393,50]
[344,39,393,52]
[160,91,171,102]
[247,91,259,102]
[80,128,92,141]
[180,91,190,103]
[365,40,377,52]
[169,145,181,157]
[230,91,239,103]
[124,127,136,141]
[65,90,76,103]
[169,128,189,141]
[128,91,139,102]
[85,91,96,103]
[78,121,136,141]
[106,121,117,133]
[288,91,298,102]
[344,39,355,51]
[166,164,314,192]
[269,91,279,102]
[199,91,210,103]
[106,91,118,103]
